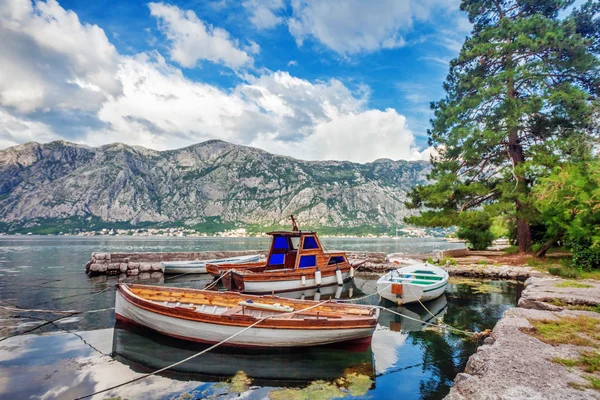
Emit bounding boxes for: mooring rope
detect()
[74,298,333,400]
[203,268,234,290]
[0,286,116,342]
[336,283,475,336]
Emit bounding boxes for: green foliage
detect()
[490,216,509,239]
[571,239,600,270]
[535,160,600,268]
[406,0,600,252]
[441,257,457,266]
[455,211,495,250]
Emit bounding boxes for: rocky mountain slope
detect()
[0,140,430,232]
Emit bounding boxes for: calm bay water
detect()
[0,236,519,400]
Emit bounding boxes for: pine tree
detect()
[406,0,600,252]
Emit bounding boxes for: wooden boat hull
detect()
[222,269,353,294]
[115,284,378,348]
[163,255,261,274]
[376,264,449,305]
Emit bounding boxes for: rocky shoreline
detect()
[445,277,600,399]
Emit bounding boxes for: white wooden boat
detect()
[162,254,261,274]
[115,283,379,347]
[376,264,448,305]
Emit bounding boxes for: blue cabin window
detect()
[298,255,316,268]
[303,236,319,250]
[269,253,285,265]
[272,236,289,250]
[328,256,345,265]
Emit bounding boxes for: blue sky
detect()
[0,0,472,162]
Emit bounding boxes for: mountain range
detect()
[0,140,430,234]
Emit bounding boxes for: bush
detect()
[456,211,495,250]
[457,226,494,250]
[570,239,600,270]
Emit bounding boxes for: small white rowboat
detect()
[115,283,380,347]
[162,254,261,274]
[376,264,449,305]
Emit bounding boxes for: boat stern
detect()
[221,271,245,292]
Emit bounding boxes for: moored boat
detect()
[376,264,448,305]
[115,283,379,347]
[162,254,261,274]
[206,217,364,294]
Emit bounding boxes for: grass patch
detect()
[504,245,519,254]
[582,352,600,372]
[548,299,600,313]
[554,281,593,289]
[528,315,600,347]
[477,260,488,265]
[552,352,600,373]
[586,375,600,390]
[552,357,578,367]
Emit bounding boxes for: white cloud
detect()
[0,0,121,113]
[250,109,429,162]
[287,0,459,55]
[0,0,432,163]
[287,60,297,67]
[148,2,253,70]
[243,0,285,30]
[88,54,426,162]
[244,40,261,55]
[0,109,60,149]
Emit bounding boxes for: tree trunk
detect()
[535,236,562,258]
[507,129,532,253]
[505,44,532,253]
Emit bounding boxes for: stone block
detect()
[107,263,120,270]
[151,263,165,272]
[139,263,152,272]
[119,263,128,273]
[89,263,107,273]
[139,272,151,280]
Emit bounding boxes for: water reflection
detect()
[113,322,375,386]
[0,233,518,400]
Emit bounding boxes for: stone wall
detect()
[85,250,386,276]
[85,250,268,276]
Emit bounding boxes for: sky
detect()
[0,0,473,162]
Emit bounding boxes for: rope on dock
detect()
[74,298,333,400]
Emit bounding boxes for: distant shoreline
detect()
[0,232,465,240]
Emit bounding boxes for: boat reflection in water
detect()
[112,322,375,387]
[372,295,448,376]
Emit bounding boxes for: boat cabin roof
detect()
[266,230,316,237]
